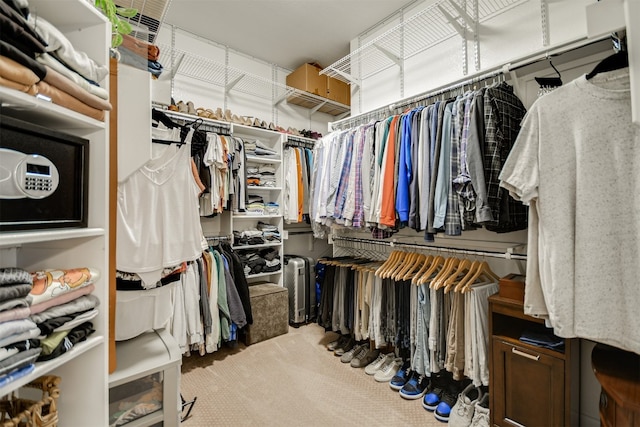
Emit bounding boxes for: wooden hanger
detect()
[375,250,401,277]
[454,260,481,293]
[461,261,500,293]
[417,255,445,285]
[385,251,409,279]
[444,258,473,294]
[394,252,421,280]
[403,254,430,281]
[411,254,434,285]
[430,257,458,289]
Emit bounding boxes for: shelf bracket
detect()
[438,3,474,40]
[372,43,403,68]
[170,52,185,80]
[326,68,361,88]
[335,111,350,121]
[274,92,290,107]
[225,74,245,94]
[309,100,327,115]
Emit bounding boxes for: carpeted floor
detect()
[180,323,443,426]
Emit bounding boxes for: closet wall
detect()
[349,0,598,114]
[150,26,333,260]
[333,1,612,426]
[152,26,336,138]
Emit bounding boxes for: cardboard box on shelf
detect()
[286,63,327,96]
[326,76,350,105]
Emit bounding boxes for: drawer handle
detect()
[512,347,540,361]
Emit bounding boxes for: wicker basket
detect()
[0,375,60,427]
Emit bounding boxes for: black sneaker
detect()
[334,337,355,356]
[327,334,347,351]
[434,388,459,422]
[389,361,412,391]
[399,372,430,400]
[422,372,443,411]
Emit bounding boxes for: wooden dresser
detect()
[489,295,579,427]
[591,344,640,427]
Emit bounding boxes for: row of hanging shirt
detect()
[283,145,314,224]
[317,251,500,387]
[310,81,528,241]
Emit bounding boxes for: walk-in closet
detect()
[0,0,638,425]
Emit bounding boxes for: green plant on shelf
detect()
[95,0,138,48]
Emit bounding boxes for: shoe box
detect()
[286,62,351,106]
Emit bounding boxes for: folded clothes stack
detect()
[119,34,163,78]
[0,1,112,121]
[237,248,281,276]
[233,229,265,246]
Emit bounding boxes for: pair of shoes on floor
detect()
[364,352,394,375]
[446,384,489,426]
[399,371,430,400]
[345,345,379,368]
[373,356,404,382]
[424,371,475,423]
[389,360,412,390]
[326,334,347,352]
[333,336,355,357]
[389,361,429,399]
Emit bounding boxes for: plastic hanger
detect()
[534,59,563,88]
[586,32,629,80]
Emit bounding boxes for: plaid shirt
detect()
[333,130,355,220]
[352,125,369,227]
[483,83,528,232]
[445,98,462,236]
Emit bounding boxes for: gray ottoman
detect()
[244,283,289,345]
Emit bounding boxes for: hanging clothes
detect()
[116,129,206,288]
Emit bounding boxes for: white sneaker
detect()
[364,352,393,375]
[470,393,490,427]
[374,357,403,382]
[448,383,483,427]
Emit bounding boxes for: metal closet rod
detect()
[330,35,611,131]
[331,235,527,260]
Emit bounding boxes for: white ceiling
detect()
[162,0,413,71]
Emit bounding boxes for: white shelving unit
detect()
[0,0,110,424]
[159,45,350,116]
[229,124,285,286]
[320,0,529,84]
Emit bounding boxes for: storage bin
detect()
[244,283,288,345]
[498,273,526,302]
[109,328,181,427]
